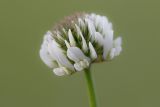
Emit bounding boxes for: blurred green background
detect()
[0,0,160,107]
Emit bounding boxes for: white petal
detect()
[89,42,97,60]
[56,32,65,41]
[74,59,90,72]
[56,54,74,71]
[75,24,88,52]
[109,48,116,60]
[113,37,122,56]
[75,24,83,37]
[53,67,68,76]
[95,32,104,46]
[80,59,90,68]
[103,34,113,60]
[114,37,122,47]
[65,40,70,48]
[93,15,113,37]
[47,40,60,59]
[78,18,85,28]
[85,18,96,41]
[43,31,53,43]
[83,59,90,67]
[109,46,122,60]
[90,13,97,21]
[67,48,80,63]
[48,41,74,71]
[80,61,86,68]
[81,37,88,53]
[115,46,122,56]
[39,47,57,68]
[68,29,76,46]
[67,47,90,63]
[95,15,102,27]
[100,16,113,36]
[74,63,83,72]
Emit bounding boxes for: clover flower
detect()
[39,13,122,76]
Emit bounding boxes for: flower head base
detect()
[40,13,122,76]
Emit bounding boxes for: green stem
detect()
[84,68,98,107]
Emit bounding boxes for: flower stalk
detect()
[85,68,98,107]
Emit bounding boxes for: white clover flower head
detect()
[39,12,122,76]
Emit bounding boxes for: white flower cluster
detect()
[39,13,122,76]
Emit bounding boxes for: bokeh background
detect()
[0,0,160,107]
